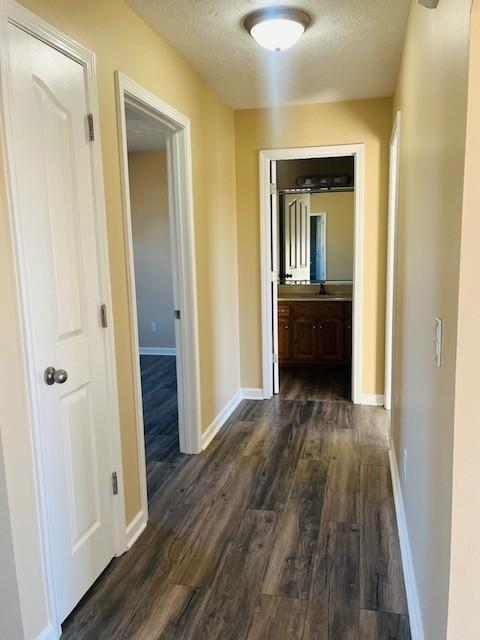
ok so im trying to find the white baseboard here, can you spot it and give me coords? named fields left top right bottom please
left=139, top=347, right=176, bottom=356
left=125, top=510, right=147, bottom=549
left=389, top=444, right=424, bottom=640
left=241, top=388, right=264, bottom=400
left=37, top=623, right=60, bottom=640
left=360, top=393, right=385, bottom=406
left=202, top=390, right=243, bottom=450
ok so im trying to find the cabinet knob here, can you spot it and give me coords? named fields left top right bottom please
left=285, top=325, right=289, bottom=329
left=319, top=325, right=323, bottom=329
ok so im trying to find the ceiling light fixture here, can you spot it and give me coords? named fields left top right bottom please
left=244, top=7, right=311, bottom=52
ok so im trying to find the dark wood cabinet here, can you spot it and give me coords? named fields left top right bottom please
left=278, top=300, right=351, bottom=366
left=278, top=317, right=291, bottom=361
left=318, top=318, right=344, bottom=361
left=293, top=316, right=318, bottom=361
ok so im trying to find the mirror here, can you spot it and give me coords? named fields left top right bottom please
left=278, top=190, right=354, bottom=283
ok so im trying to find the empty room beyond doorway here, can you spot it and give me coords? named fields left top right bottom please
left=125, top=110, right=181, bottom=470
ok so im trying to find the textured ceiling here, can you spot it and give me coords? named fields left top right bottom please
left=126, top=0, right=411, bottom=109
left=125, top=104, right=167, bottom=152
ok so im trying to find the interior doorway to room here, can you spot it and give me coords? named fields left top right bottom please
left=125, top=105, right=180, bottom=467
left=260, top=146, right=365, bottom=404
left=116, top=73, right=202, bottom=538
left=276, top=156, right=354, bottom=401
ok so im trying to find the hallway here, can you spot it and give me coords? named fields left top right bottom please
left=62, top=396, right=410, bottom=639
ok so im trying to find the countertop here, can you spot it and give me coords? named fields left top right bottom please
left=278, top=295, right=352, bottom=302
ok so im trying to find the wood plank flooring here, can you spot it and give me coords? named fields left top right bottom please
left=279, top=365, right=351, bottom=402
left=62, top=364, right=410, bottom=639
left=140, top=355, right=181, bottom=469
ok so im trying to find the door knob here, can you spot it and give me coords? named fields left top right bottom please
left=44, top=366, right=68, bottom=386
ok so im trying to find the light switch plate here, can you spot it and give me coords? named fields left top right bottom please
left=434, top=317, right=443, bottom=367
left=150, top=321, right=158, bottom=333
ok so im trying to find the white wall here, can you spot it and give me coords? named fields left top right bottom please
left=128, top=150, right=175, bottom=350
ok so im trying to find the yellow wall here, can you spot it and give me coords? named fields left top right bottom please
left=392, top=1, right=471, bottom=638
left=310, top=191, right=354, bottom=281
left=234, top=98, right=392, bottom=394
left=128, top=151, right=175, bottom=350
left=1, top=0, right=240, bottom=533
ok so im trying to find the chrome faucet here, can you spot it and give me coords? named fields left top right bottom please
left=319, top=281, right=326, bottom=295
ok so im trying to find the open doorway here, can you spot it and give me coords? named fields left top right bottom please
left=115, top=73, right=202, bottom=541
left=125, top=106, right=180, bottom=466
left=276, top=156, right=354, bottom=401
left=260, top=145, right=365, bottom=404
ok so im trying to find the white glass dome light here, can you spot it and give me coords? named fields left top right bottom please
left=244, top=7, right=311, bottom=52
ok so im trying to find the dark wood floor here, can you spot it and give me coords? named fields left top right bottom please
left=279, top=365, right=351, bottom=402
left=62, top=363, right=410, bottom=639
left=140, top=355, right=181, bottom=468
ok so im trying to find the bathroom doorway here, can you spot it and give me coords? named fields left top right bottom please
left=259, top=145, right=366, bottom=404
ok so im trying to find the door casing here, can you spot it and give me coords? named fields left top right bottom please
left=115, top=72, right=202, bottom=544
left=260, top=145, right=365, bottom=404
left=384, top=112, right=402, bottom=415
left=0, top=1, right=126, bottom=636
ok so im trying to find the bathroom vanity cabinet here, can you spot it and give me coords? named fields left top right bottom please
left=278, top=300, right=352, bottom=365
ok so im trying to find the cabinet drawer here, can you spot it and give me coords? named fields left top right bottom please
left=278, top=303, right=290, bottom=316
left=291, top=301, right=344, bottom=318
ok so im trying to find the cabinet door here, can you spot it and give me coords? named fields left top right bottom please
left=278, top=319, right=291, bottom=362
left=318, top=318, right=344, bottom=362
left=293, top=317, right=318, bottom=361
left=344, top=303, right=352, bottom=361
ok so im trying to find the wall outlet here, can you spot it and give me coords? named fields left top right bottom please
left=150, top=321, right=158, bottom=333
left=434, top=317, right=443, bottom=367
left=402, top=448, right=408, bottom=484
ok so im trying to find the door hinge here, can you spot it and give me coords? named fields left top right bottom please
left=100, top=304, right=108, bottom=328
left=174, top=309, right=181, bottom=320
left=270, top=182, right=277, bottom=195
left=273, top=353, right=278, bottom=364
left=112, top=471, right=119, bottom=495
left=87, top=113, right=95, bottom=141
left=271, top=269, right=278, bottom=283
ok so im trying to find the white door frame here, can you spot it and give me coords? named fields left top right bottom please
left=115, top=72, right=202, bottom=532
left=260, top=144, right=365, bottom=403
left=0, top=1, right=126, bottom=636
left=271, top=161, right=280, bottom=393
left=384, top=112, right=401, bottom=412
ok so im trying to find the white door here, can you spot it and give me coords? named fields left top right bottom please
left=270, top=161, right=280, bottom=393
left=284, top=193, right=311, bottom=281
left=7, top=24, right=117, bottom=621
